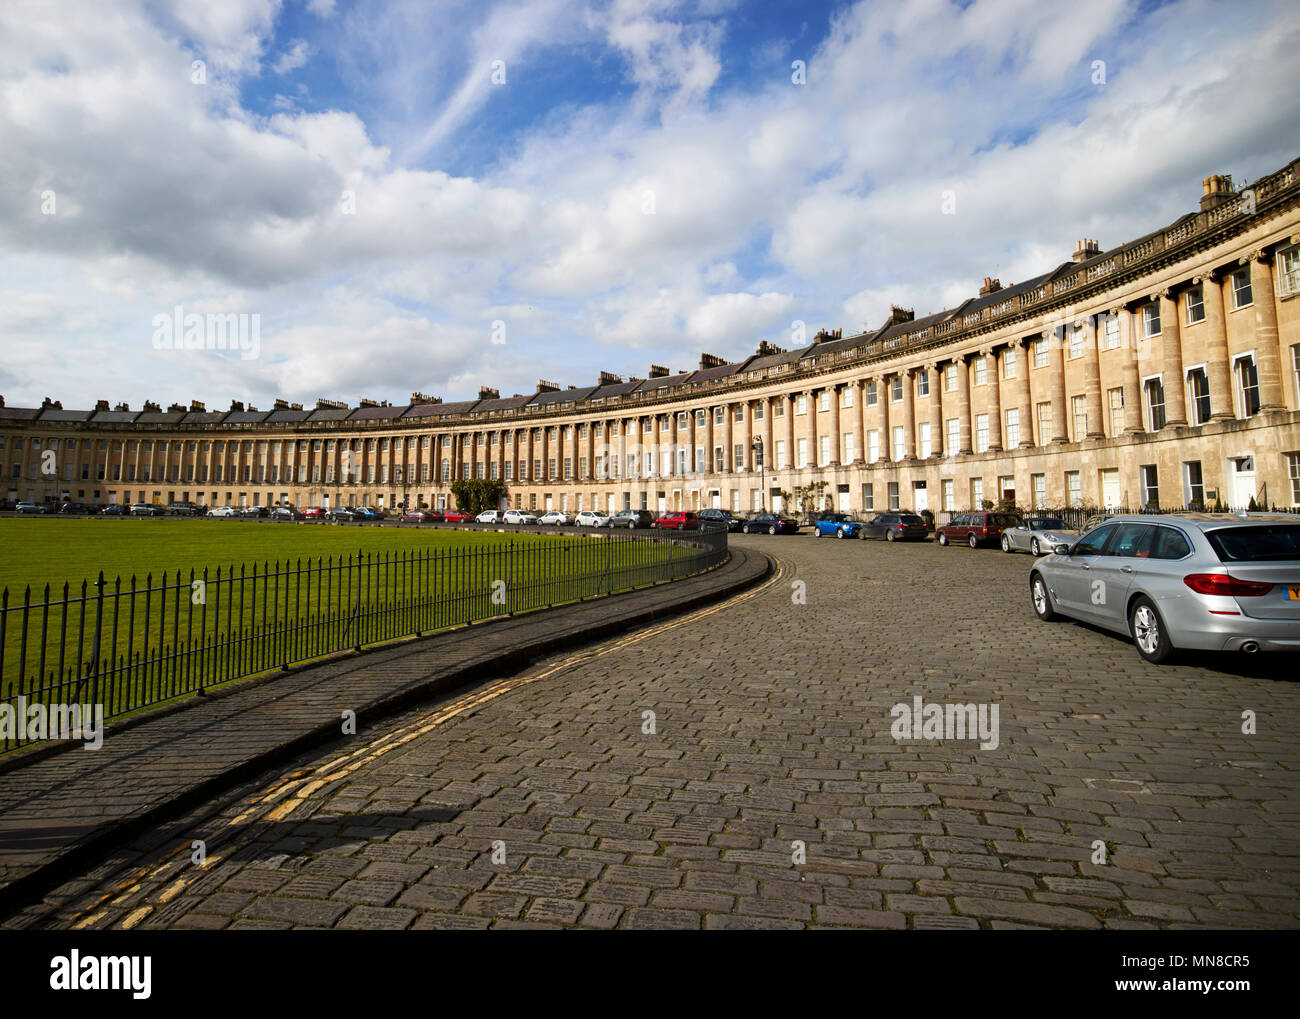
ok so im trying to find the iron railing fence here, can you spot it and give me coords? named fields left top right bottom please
left=0, top=527, right=727, bottom=754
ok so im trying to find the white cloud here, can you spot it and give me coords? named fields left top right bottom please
left=272, top=38, right=311, bottom=74
left=685, top=291, right=793, bottom=344
left=1, top=0, right=1298, bottom=410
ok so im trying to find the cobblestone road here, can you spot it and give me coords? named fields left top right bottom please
left=11, top=534, right=1300, bottom=930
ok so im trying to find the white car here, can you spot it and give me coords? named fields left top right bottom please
left=503, top=509, right=537, bottom=524
left=207, top=505, right=239, bottom=518
left=576, top=510, right=610, bottom=527
left=538, top=511, right=571, bottom=525
left=476, top=509, right=502, bottom=523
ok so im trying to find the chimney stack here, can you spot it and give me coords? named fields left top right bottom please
left=699, top=353, right=725, bottom=369
left=536, top=379, right=560, bottom=392
left=979, top=277, right=1003, bottom=295
left=478, top=386, right=500, bottom=400
left=190, top=399, right=205, bottom=412
left=1200, top=173, right=1236, bottom=211
left=598, top=371, right=623, bottom=385
left=1072, top=239, right=1100, bottom=263
left=647, top=365, right=670, bottom=379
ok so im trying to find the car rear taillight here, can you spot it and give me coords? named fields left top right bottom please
left=1183, top=573, right=1273, bottom=597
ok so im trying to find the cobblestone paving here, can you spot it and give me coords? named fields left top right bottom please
left=10, top=534, right=1300, bottom=930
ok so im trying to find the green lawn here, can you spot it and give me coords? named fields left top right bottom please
left=0, top=518, right=694, bottom=746
left=0, top=518, right=555, bottom=594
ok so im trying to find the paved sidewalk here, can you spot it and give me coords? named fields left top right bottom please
left=0, top=547, right=769, bottom=915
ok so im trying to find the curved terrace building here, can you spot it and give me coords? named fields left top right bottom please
left=5, top=159, right=1300, bottom=518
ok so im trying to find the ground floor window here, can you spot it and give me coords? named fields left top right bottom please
left=1066, top=471, right=1081, bottom=507
left=1288, top=453, right=1300, bottom=507
left=1182, top=460, right=1204, bottom=504
left=942, top=478, right=954, bottom=511
left=888, top=481, right=900, bottom=511
left=862, top=482, right=873, bottom=511
left=1141, top=465, right=1159, bottom=508
left=1032, top=473, right=1045, bottom=509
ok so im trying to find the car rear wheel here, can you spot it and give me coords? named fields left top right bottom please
left=813, top=527, right=822, bottom=537
left=1030, top=574, right=1057, bottom=621
left=968, top=534, right=978, bottom=549
left=768, top=525, right=777, bottom=535
left=742, top=524, right=751, bottom=534
left=836, top=528, right=847, bottom=539
left=885, top=529, right=895, bottom=542
left=1001, top=534, right=1012, bottom=553
left=937, top=532, right=948, bottom=546
left=1031, top=538, right=1041, bottom=556
left=1130, top=597, right=1176, bottom=664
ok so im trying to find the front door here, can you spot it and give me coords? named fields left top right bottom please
left=1229, top=456, right=1255, bottom=508
left=1101, top=469, right=1121, bottom=510
left=913, top=482, right=927, bottom=513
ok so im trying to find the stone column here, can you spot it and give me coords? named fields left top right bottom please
left=1113, top=307, right=1143, bottom=434
left=805, top=388, right=818, bottom=468
left=1081, top=317, right=1105, bottom=437
left=878, top=373, right=892, bottom=461
left=739, top=402, right=752, bottom=471
left=724, top=404, right=735, bottom=472
left=705, top=406, right=715, bottom=476
left=784, top=394, right=795, bottom=471
left=1199, top=272, right=1234, bottom=420
left=1015, top=338, right=1035, bottom=447
left=829, top=384, right=841, bottom=466
left=927, top=362, right=943, bottom=458
left=762, top=398, right=773, bottom=474
left=1159, top=289, right=1187, bottom=426
left=1047, top=328, right=1069, bottom=443
left=954, top=356, right=973, bottom=454
left=858, top=379, right=869, bottom=462
left=984, top=349, right=1003, bottom=451
left=650, top=415, right=660, bottom=480
left=1249, top=251, right=1286, bottom=410
left=899, top=367, right=916, bottom=459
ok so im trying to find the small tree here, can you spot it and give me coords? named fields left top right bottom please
left=450, top=479, right=508, bottom=514
left=793, top=480, right=829, bottom=521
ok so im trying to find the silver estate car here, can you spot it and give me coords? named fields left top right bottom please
left=1029, top=514, right=1300, bottom=663
left=1000, top=515, right=1079, bottom=556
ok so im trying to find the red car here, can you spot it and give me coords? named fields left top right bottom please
left=936, top=511, right=1023, bottom=549
left=443, top=510, right=472, bottom=523
left=400, top=510, right=431, bottom=523
left=301, top=506, right=324, bottom=519
left=653, top=511, right=699, bottom=530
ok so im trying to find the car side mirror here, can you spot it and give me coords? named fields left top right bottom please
left=1053, top=543, right=1071, bottom=556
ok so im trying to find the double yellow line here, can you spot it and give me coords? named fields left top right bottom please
left=70, top=556, right=784, bottom=929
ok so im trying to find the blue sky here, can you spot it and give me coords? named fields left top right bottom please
left=1, top=0, right=1298, bottom=410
